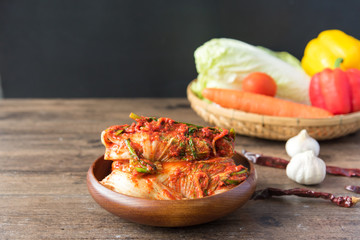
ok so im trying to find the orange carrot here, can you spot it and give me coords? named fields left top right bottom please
left=202, top=88, right=333, bottom=119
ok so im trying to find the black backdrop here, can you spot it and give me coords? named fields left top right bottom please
left=1, top=0, right=360, bottom=98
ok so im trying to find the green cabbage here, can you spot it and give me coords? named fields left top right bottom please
left=192, top=38, right=311, bottom=104
left=256, top=46, right=302, bottom=69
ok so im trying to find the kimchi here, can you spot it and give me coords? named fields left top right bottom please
left=100, top=113, right=248, bottom=200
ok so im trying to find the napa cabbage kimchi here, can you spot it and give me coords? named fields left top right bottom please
left=100, top=113, right=248, bottom=200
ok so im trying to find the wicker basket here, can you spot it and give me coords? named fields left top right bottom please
left=187, top=81, right=360, bottom=141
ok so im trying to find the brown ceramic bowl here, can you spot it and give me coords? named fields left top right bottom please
left=87, top=152, right=257, bottom=227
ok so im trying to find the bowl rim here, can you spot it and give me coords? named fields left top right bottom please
left=87, top=151, right=257, bottom=202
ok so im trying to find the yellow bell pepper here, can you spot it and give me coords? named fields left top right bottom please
left=301, top=29, right=360, bottom=76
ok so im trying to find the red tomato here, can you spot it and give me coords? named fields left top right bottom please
left=242, top=72, right=277, bottom=97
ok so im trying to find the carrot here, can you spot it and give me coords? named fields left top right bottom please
left=202, top=88, right=333, bottom=119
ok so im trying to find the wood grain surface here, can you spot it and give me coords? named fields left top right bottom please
left=0, top=99, right=359, bottom=239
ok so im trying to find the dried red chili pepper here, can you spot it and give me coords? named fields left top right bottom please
left=345, top=185, right=360, bottom=194
left=326, top=166, right=360, bottom=177
left=242, top=151, right=288, bottom=169
left=251, top=187, right=360, bottom=208
left=242, top=150, right=360, bottom=177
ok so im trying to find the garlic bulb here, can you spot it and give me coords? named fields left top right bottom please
left=286, top=150, right=326, bottom=185
left=285, top=129, right=320, bottom=157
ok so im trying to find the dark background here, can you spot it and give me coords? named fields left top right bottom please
left=1, top=0, right=360, bottom=98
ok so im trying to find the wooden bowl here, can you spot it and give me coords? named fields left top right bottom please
left=87, top=153, right=257, bottom=227
left=187, top=81, right=360, bottom=140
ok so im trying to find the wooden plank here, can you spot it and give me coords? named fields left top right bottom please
left=1, top=195, right=359, bottom=239
left=0, top=99, right=359, bottom=239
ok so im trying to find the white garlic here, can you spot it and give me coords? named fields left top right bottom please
left=285, top=129, right=320, bottom=157
left=286, top=150, right=326, bottom=185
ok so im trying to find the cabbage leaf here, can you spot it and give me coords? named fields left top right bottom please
left=192, top=38, right=310, bottom=104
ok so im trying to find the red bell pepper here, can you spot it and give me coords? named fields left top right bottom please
left=309, top=58, right=360, bottom=114
left=346, top=69, right=360, bottom=112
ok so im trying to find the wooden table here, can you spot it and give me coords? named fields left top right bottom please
left=1, top=99, right=359, bottom=239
